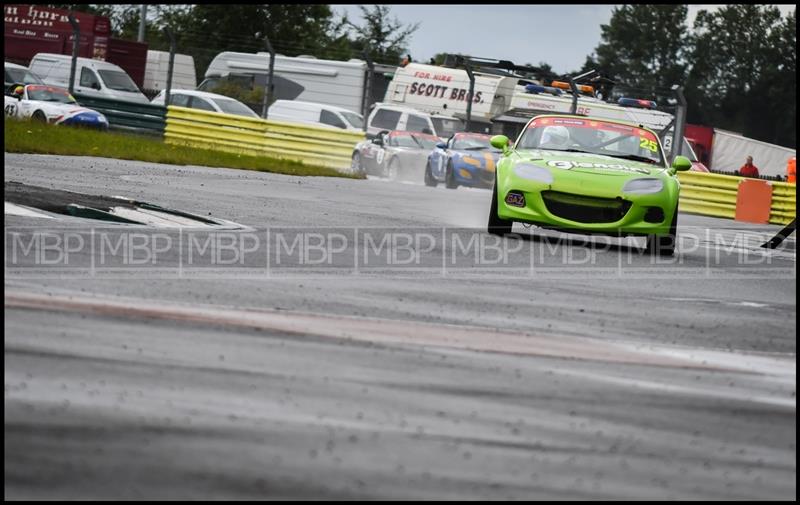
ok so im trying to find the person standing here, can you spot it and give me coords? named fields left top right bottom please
left=738, top=155, right=760, bottom=178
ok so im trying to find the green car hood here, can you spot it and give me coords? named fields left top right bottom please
left=511, top=149, right=668, bottom=178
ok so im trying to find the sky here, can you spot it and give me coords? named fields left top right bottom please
left=332, top=4, right=797, bottom=74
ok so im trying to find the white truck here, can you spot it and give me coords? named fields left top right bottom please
left=385, top=62, right=713, bottom=169
left=383, top=62, right=519, bottom=133
left=143, top=50, right=197, bottom=92
left=499, top=89, right=676, bottom=136
left=199, top=52, right=393, bottom=116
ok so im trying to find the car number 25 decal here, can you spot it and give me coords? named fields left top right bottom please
left=639, top=137, right=658, bottom=152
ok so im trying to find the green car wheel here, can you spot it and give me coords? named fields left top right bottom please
left=488, top=178, right=513, bottom=235
left=646, top=205, right=678, bottom=256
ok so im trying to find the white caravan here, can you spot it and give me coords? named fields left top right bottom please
left=199, top=52, right=369, bottom=115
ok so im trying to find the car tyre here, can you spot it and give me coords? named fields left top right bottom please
left=351, top=152, right=364, bottom=176
left=424, top=162, right=437, bottom=187
left=385, top=158, right=399, bottom=180
left=32, top=110, right=47, bottom=123
left=445, top=161, right=458, bottom=189
left=646, top=205, right=678, bottom=257
left=487, top=178, right=513, bottom=236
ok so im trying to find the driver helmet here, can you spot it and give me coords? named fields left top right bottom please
left=13, top=85, right=24, bottom=96
left=540, top=125, right=571, bottom=149
left=621, top=134, right=641, bottom=152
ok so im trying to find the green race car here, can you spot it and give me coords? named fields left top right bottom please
left=488, top=115, right=692, bottom=256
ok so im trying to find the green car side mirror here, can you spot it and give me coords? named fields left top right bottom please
left=491, top=135, right=510, bottom=154
left=671, top=155, right=692, bottom=173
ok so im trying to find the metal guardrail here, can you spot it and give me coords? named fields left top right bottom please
left=678, top=171, right=795, bottom=225
left=73, top=93, right=167, bottom=136
left=164, top=106, right=364, bottom=171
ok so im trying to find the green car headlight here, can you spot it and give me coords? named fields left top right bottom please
left=623, top=178, right=664, bottom=194
left=513, top=163, right=553, bottom=184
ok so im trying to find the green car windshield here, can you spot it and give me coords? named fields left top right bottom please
left=517, top=116, right=665, bottom=165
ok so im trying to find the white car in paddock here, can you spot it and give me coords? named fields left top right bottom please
left=4, top=84, right=109, bottom=129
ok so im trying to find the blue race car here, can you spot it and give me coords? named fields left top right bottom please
left=424, top=132, right=502, bottom=189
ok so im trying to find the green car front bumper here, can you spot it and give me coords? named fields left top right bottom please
left=496, top=170, right=679, bottom=236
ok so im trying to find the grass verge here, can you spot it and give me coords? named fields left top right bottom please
left=4, top=119, right=363, bottom=179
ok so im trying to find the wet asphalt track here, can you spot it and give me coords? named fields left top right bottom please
left=4, top=154, right=796, bottom=499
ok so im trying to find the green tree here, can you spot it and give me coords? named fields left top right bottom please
left=163, top=5, right=353, bottom=84
left=761, top=10, right=796, bottom=147
left=44, top=4, right=131, bottom=33
left=585, top=5, right=690, bottom=99
left=43, top=4, right=116, bottom=18
left=686, top=5, right=795, bottom=146
left=345, top=5, right=419, bottom=65
left=431, top=53, right=450, bottom=65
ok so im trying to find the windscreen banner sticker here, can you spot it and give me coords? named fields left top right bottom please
left=456, top=133, right=491, bottom=141
left=530, top=117, right=658, bottom=139
left=546, top=160, right=651, bottom=174
left=26, top=85, right=67, bottom=94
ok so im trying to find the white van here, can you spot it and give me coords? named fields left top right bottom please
left=5, top=62, right=45, bottom=89
left=29, top=53, right=149, bottom=103
left=366, top=103, right=464, bottom=139
left=267, top=100, right=363, bottom=132
left=143, top=50, right=197, bottom=92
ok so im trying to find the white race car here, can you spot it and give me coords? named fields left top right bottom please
left=4, top=84, right=109, bottom=129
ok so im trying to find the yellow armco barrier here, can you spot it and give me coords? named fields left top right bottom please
left=770, top=181, right=797, bottom=225
left=678, top=171, right=796, bottom=225
left=164, top=106, right=365, bottom=171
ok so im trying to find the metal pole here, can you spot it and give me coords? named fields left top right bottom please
left=569, top=69, right=596, bottom=115
left=464, top=59, right=474, bottom=132
left=67, top=13, right=80, bottom=95
left=670, top=85, right=687, bottom=164
left=362, top=47, right=374, bottom=131
left=260, top=35, right=275, bottom=119
left=164, top=27, right=176, bottom=106
left=138, top=5, right=147, bottom=42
